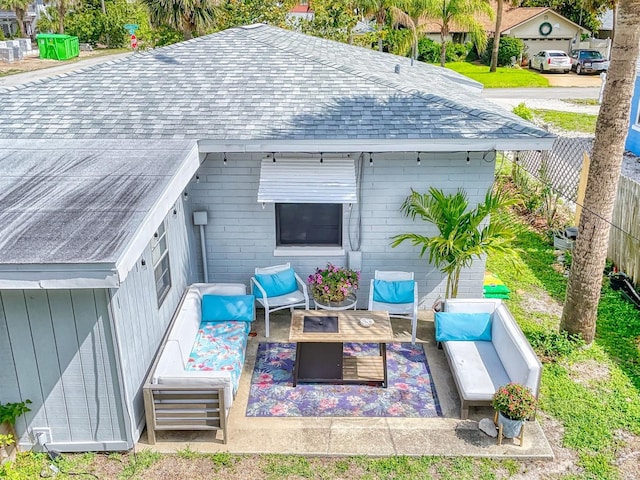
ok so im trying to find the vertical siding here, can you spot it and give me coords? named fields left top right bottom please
left=110, top=195, right=193, bottom=443
left=190, top=152, right=495, bottom=307
left=625, top=78, right=640, bottom=155
left=0, top=288, right=125, bottom=450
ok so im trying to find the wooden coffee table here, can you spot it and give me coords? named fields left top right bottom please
left=289, top=310, right=393, bottom=388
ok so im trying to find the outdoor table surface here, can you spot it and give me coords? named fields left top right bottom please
left=289, top=310, right=393, bottom=343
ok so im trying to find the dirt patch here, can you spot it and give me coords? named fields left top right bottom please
left=614, top=430, right=640, bottom=480
left=0, top=49, right=117, bottom=75
left=567, top=359, right=611, bottom=386
left=519, top=290, right=564, bottom=320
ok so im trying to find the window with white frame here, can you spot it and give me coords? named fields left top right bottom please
left=275, top=203, right=342, bottom=246
left=152, top=220, right=171, bottom=306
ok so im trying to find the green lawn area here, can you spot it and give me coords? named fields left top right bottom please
left=2, top=205, right=639, bottom=479
left=445, top=62, right=550, bottom=88
left=532, top=109, right=598, bottom=134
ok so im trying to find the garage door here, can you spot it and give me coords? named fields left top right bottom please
left=524, top=38, right=572, bottom=56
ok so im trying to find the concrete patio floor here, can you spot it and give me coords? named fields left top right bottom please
left=138, top=309, right=553, bottom=460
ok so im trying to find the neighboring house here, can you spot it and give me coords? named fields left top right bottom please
left=287, top=0, right=314, bottom=23
left=0, top=24, right=554, bottom=452
left=597, top=8, right=614, bottom=39
left=424, top=6, right=589, bottom=59
left=0, top=0, right=44, bottom=38
left=625, top=59, right=640, bottom=156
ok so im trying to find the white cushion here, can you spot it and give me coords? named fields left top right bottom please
left=492, top=304, right=541, bottom=393
left=256, top=289, right=306, bottom=308
left=370, top=300, right=414, bottom=315
left=444, top=298, right=502, bottom=314
left=168, top=289, right=202, bottom=365
left=444, top=341, right=511, bottom=400
left=153, top=340, right=185, bottom=380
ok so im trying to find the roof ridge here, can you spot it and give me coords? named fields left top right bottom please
left=233, top=25, right=542, bottom=137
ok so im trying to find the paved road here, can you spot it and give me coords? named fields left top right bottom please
left=482, top=87, right=601, bottom=114
left=0, top=52, right=132, bottom=89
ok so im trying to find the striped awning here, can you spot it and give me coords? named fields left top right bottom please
left=257, top=158, right=357, bottom=203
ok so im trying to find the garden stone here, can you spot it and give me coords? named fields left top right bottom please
left=479, top=418, right=498, bottom=437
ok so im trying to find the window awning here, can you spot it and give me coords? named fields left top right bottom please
left=257, top=158, right=357, bottom=204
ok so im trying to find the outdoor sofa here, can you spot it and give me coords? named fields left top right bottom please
left=143, top=283, right=254, bottom=444
left=436, top=298, right=542, bottom=419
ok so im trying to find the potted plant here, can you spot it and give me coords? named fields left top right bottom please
left=0, top=433, right=14, bottom=464
left=492, top=383, right=537, bottom=438
left=308, top=263, right=360, bottom=306
left=391, top=187, right=517, bottom=298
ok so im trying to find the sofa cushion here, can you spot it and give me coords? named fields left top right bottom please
left=167, top=289, right=203, bottom=365
left=202, top=295, right=254, bottom=322
left=491, top=304, right=541, bottom=392
left=372, top=279, right=415, bottom=304
left=253, top=268, right=298, bottom=298
left=444, top=340, right=511, bottom=400
left=185, top=321, right=249, bottom=395
left=435, top=312, right=492, bottom=341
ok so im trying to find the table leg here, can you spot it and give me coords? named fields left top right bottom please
left=381, top=342, right=388, bottom=388
left=293, top=342, right=300, bottom=387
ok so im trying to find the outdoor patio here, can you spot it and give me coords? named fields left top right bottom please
left=138, top=309, right=553, bottom=459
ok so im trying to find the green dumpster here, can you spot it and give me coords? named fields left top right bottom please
left=36, top=34, right=80, bottom=60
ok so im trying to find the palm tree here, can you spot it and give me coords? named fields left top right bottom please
left=356, top=0, right=397, bottom=51
left=391, top=187, right=517, bottom=298
left=560, top=0, right=640, bottom=345
left=142, top=0, right=221, bottom=40
left=391, top=0, right=493, bottom=67
left=0, top=0, right=30, bottom=38
left=52, top=0, right=80, bottom=34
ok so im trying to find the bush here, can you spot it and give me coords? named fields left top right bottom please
left=481, top=37, right=524, bottom=67
left=417, top=37, right=471, bottom=63
left=0, top=30, right=5, bottom=41
left=512, top=102, right=533, bottom=121
left=527, top=329, right=584, bottom=362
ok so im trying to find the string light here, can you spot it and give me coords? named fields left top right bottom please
left=272, top=152, right=276, bottom=163
left=369, top=152, right=373, bottom=165
left=466, top=151, right=470, bottom=163
left=417, top=152, right=421, bottom=165
left=223, top=153, right=227, bottom=165
left=320, top=152, right=324, bottom=164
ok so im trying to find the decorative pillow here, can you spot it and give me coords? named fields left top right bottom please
left=372, top=279, right=415, bottom=304
left=253, top=268, right=298, bottom=298
left=201, top=295, right=255, bottom=322
left=435, top=312, right=492, bottom=342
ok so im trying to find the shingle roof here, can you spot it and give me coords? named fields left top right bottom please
left=0, top=24, right=552, bottom=142
left=0, top=139, right=196, bottom=265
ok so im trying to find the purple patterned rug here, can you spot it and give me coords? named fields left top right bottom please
left=246, top=342, right=442, bottom=417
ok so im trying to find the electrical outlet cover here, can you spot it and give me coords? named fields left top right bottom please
left=31, top=427, right=52, bottom=445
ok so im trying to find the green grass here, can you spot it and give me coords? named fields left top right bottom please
left=531, top=109, right=598, bottom=134
left=445, top=62, right=550, bottom=88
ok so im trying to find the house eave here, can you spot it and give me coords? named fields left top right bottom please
left=197, top=138, right=556, bottom=154
left=0, top=264, right=120, bottom=289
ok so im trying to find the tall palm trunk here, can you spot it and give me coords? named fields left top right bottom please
left=439, top=26, right=448, bottom=67
left=489, top=0, right=503, bottom=72
left=15, top=6, right=27, bottom=38
left=560, top=0, right=640, bottom=344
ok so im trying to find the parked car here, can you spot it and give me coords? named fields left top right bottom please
left=570, top=49, right=609, bottom=75
left=528, top=50, right=572, bottom=73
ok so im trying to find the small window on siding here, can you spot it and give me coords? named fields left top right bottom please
left=151, top=221, right=171, bottom=306
left=276, top=203, right=342, bottom=246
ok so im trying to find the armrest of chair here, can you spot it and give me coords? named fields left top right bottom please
left=250, top=276, right=269, bottom=307
left=293, top=272, right=309, bottom=298
left=368, top=278, right=375, bottom=310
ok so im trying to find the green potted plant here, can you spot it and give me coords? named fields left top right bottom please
left=0, top=433, right=14, bottom=463
left=308, top=263, right=360, bottom=306
left=492, top=383, right=537, bottom=438
left=391, top=187, right=517, bottom=298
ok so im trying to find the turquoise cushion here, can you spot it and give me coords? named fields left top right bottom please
left=372, top=279, right=415, bottom=304
left=435, top=312, right=492, bottom=342
left=253, top=268, right=298, bottom=298
left=201, top=295, right=255, bottom=322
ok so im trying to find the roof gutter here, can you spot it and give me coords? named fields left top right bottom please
left=0, top=264, right=119, bottom=289
left=197, top=137, right=556, bottom=154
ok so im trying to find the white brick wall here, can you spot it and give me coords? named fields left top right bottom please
left=188, top=151, right=497, bottom=307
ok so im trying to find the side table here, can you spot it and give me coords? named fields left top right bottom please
left=313, top=293, right=357, bottom=311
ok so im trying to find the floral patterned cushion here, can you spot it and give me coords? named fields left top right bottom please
left=185, top=321, right=250, bottom=393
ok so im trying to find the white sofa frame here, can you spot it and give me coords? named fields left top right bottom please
left=440, top=298, right=542, bottom=420
left=143, top=283, right=250, bottom=444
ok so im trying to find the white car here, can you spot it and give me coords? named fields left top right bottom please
left=529, top=50, right=572, bottom=73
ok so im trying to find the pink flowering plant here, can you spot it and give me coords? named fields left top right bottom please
left=492, top=383, right=537, bottom=420
left=308, top=263, right=360, bottom=303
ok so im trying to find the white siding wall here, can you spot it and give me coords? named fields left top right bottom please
left=109, top=194, right=194, bottom=445
left=0, top=288, right=127, bottom=451
left=190, top=152, right=496, bottom=308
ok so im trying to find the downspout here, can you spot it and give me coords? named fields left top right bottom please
left=199, top=224, right=209, bottom=283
